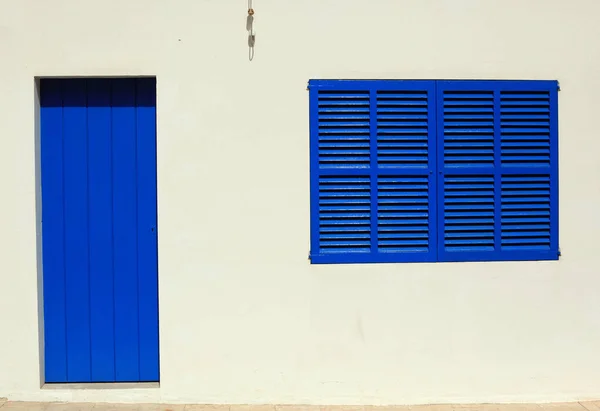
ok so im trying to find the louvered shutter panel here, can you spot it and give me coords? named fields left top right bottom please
left=436, top=80, right=559, bottom=262
left=309, top=80, right=437, bottom=263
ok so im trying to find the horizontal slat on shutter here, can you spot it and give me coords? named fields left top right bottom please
left=501, top=174, right=551, bottom=249
left=318, top=176, right=371, bottom=253
left=376, top=91, right=429, bottom=167
left=318, top=90, right=370, bottom=168
left=443, top=175, right=495, bottom=251
left=501, top=91, right=551, bottom=166
left=443, top=91, right=494, bottom=166
left=377, top=176, right=430, bottom=252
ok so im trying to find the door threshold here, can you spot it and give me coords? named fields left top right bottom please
left=42, top=382, right=159, bottom=390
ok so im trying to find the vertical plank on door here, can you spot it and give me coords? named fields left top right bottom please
left=62, top=79, right=92, bottom=382
left=87, top=79, right=116, bottom=382
left=111, top=79, right=140, bottom=381
left=41, top=79, right=68, bottom=383
left=136, top=78, right=160, bottom=381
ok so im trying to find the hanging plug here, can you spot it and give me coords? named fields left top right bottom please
left=248, top=27, right=256, bottom=47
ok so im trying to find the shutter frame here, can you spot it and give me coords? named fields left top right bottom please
left=309, top=80, right=558, bottom=264
left=309, top=80, right=438, bottom=264
left=436, top=80, right=559, bottom=262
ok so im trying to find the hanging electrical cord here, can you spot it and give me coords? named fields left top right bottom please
left=247, top=0, right=255, bottom=61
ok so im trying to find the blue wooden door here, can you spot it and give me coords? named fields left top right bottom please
left=40, top=78, right=159, bottom=383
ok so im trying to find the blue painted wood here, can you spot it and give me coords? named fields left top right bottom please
left=41, top=78, right=159, bottom=383
left=309, top=84, right=320, bottom=260
left=309, top=79, right=559, bottom=264
left=493, top=90, right=503, bottom=252
left=368, top=89, right=378, bottom=254
left=87, top=78, right=116, bottom=382
left=62, top=79, right=92, bottom=382
left=309, top=80, right=438, bottom=264
left=549, top=87, right=560, bottom=256
left=436, top=80, right=559, bottom=262
left=136, top=78, right=160, bottom=382
left=111, top=79, right=140, bottom=382
left=41, top=79, right=68, bottom=383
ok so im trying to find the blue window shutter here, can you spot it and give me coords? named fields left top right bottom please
left=436, top=80, right=559, bottom=262
left=309, top=80, right=437, bottom=264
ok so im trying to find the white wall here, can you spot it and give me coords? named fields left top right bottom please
left=1, top=0, right=599, bottom=405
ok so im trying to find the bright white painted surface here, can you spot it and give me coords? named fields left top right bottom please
left=0, top=0, right=599, bottom=405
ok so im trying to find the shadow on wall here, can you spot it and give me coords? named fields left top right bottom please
left=38, top=78, right=157, bottom=107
